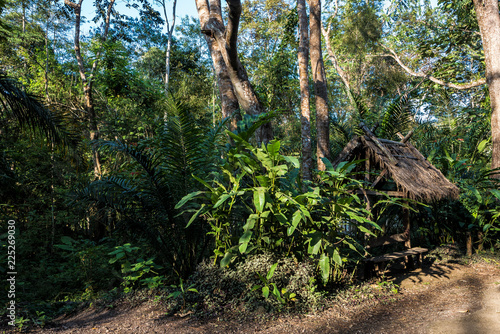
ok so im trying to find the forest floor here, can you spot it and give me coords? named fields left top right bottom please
left=4, top=254, right=500, bottom=334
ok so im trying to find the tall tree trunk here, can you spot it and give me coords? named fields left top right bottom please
left=196, top=0, right=272, bottom=144
left=65, top=0, right=114, bottom=178
left=162, top=0, right=177, bottom=93
left=197, top=0, right=240, bottom=132
left=310, top=0, right=329, bottom=170
left=161, top=0, right=177, bottom=126
left=298, top=0, right=312, bottom=182
left=473, top=0, right=500, bottom=174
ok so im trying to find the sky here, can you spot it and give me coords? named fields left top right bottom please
left=80, top=0, right=198, bottom=35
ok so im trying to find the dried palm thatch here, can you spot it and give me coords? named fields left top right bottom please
left=332, top=124, right=460, bottom=202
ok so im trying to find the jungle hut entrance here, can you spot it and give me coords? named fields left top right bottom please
left=331, top=123, right=460, bottom=277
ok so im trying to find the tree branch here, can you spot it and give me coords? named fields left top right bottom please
left=381, top=44, right=486, bottom=90
left=226, top=0, right=241, bottom=69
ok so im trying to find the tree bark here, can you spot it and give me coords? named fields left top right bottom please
left=196, top=0, right=240, bottom=132
left=473, top=0, right=500, bottom=174
left=310, top=0, right=329, bottom=170
left=298, top=0, right=312, bottom=182
left=197, top=0, right=272, bottom=144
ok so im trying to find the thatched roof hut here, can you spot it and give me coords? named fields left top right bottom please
left=332, top=124, right=460, bottom=202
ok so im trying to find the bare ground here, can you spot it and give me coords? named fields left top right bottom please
left=4, top=260, right=500, bottom=334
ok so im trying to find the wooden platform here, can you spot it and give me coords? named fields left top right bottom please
left=363, top=247, right=428, bottom=278
left=364, top=247, right=428, bottom=263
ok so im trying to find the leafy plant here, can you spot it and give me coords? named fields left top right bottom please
left=70, top=97, right=228, bottom=278
left=32, top=311, right=49, bottom=329
left=177, top=122, right=381, bottom=284
left=108, top=243, right=165, bottom=293
left=251, top=262, right=297, bottom=305
left=14, top=316, right=30, bottom=332
left=166, top=278, right=198, bottom=310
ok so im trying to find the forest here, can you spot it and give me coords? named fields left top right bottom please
left=1, top=0, right=500, bottom=331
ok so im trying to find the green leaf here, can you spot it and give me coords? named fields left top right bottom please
left=332, top=249, right=342, bottom=266
left=284, top=155, right=300, bottom=168
left=167, top=291, right=182, bottom=299
left=253, top=187, right=266, bottom=213
left=308, top=232, right=322, bottom=255
left=319, top=254, right=330, bottom=283
left=262, top=286, right=270, bottom=298
left=477, top=139, right=490, bottom=153
left=288, top=210, right=303, bottom=236
left=185, top=204, right=207, bottom=228
left=220, top=252, right=235, bottom=268
left=251, top=285, right=262, bottom=291
left=239, top=231, right=253, bottom=254
left=274, top=212, right=288, bottom=225
left=60, top=236, right=75, bottom=245
left=267, top=263, right=278, bottom=280
left=214, top=194, right=232, bottom=208
left=175, top=191, right=205, bottom=209
left=243, top=214, right=259, bottom=230
left=267, top=140, right=281, bottom=157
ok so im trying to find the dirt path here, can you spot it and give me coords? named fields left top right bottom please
left=5, top=261, right=500, bottom=334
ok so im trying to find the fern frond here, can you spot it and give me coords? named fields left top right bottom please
left=0, top=71, right=78, bottom=147
left=378, top=95, right=413, bottom=140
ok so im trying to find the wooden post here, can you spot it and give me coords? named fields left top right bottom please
left=477, top=231, right=484, bottom=252
left=466, top=231, right=473, bottom=256
left=403, top=204, right=414, bottom=268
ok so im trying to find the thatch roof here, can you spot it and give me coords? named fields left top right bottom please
left=332, top=126, right=460, bottom=202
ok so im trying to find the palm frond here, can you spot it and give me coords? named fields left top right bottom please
left=378, top=95, right=413, bottom=140
left=0, top=72, right=78, bottom=147
left=95, top=140, right=174, bottom=216
left=159, top=97, right=220, bottom=197
left=350, top=93, right=371, bottom=136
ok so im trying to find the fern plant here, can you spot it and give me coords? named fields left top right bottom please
left=70, top=97, right=227, bottom=278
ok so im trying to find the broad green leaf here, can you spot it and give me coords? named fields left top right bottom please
left=356, top=225, right=376, bottom=236
left=490, top=189, right=500, bottom=200
left=319, top=254, right=330, bottom=283
left=243, top=214, right=258, bottom=230
left=214, top=194, right=232, bottom=208
left=256, top=175, right=269, bottom=187
left=267, top=263, right=278, bottom=280
left=284, top=155, right=300, bottom=168
left=253, top=187, right=266, bottom=213
left=267, top=140, right=281, bottom=157
left=332, top=249, right=342, bottom=266
left=262, top=286, right=270, bottom=298
left=288, top=210, right=303, bottom=236
left=239, top=231, right=253, bottom=254
left=477, top=139, right=489, bottom=153
left=167, top=291, right=182, bottom=299
left=175, top=191, right=204, bottom=209
left=220, top=252, right=234, bottom=268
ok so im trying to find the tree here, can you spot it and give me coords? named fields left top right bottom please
left=380, top=0, right=499, bottom=174
left=64, top=0, right=115, bottom=178
left=157, top=0, right=177, bottom=93
left=196, top=0, right=272, bottom=143
left=298, top=0, right=312, bottom=181
left=309, top=0, right=329, bottom=170
left=472, top=0, right=500, bottom=174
